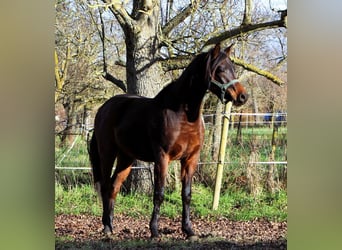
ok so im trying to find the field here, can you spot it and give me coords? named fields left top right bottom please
left=55, top=125, right=287, bottom=249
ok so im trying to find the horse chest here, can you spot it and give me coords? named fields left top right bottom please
left=165, top=119, right=204, bottom=160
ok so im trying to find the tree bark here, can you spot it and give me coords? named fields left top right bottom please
left=242, top=0, right=253, bottom=26
left=55, top=46, right=70, bottom=102
left=105, top=0, right=166, bottom=194
left=127, top=1, right=165, bottom=194
left=60, top=97, right=78, bottom=147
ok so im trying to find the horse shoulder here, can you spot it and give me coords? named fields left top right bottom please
left=162, top=110, right=204, bottom=160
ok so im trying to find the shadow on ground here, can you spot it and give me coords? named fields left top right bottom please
left=56, top=237, right=286, bottom=249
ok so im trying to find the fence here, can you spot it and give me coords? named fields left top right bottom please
left=56, top=110, right=287, bottom=200
left=55, top=112, right=287, bottom=170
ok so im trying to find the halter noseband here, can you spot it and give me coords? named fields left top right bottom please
left=210, top=79, right=240, bottom=103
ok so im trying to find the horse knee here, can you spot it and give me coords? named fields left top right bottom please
left=182, top=191, right=191, bottom=203
left=153, top=190, right=164, bottom=204
left=182, top=184, right=192, bottom=203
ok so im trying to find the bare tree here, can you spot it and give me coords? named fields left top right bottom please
left=56, top=0, right=287, bottom=191
left=55, top=0, right=124, bottom=146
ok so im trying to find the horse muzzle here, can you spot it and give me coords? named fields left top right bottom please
left=235, top=92, right=248, bottom=105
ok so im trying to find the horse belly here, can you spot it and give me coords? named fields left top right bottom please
left=114, top=126, right=156, bottom=162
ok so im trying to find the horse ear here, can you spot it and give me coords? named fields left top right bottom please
left=224, top=43, right=235, bottom=56
left=212, top=43, right=221, bottom=59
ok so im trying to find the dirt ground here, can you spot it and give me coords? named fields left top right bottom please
left=55, top=214, right=286, bottom=249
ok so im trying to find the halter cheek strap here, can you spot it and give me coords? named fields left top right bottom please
left=210, top=79, right=240, bottom=103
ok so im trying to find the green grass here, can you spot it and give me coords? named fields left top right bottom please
left=55, top=183, right=287, bottom=222
left=55, top=135, right=89, bottom=169
left=55, top=125, right=287, bottom=221
left=55, top=183, right=102, bottom=215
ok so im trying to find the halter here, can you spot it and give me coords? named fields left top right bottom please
left=210, top=79, right=240, bottom=103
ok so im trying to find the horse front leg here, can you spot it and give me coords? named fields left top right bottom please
left=180, top=155, right=199, bottom=239
left=101, top=184, right=114, bottom=234
left=150, top=155, right=169, bottom=238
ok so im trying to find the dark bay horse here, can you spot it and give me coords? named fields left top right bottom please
left=89, top=43, right=248, bottom=239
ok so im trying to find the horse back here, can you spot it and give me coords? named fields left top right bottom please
left=94, top=94, right=160, bottom=161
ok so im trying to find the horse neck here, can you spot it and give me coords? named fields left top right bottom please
left=179, top=71, right=208, bottom=122
left=156, top=56, right=208, bottom=122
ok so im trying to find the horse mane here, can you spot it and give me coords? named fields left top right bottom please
left=154, top=52, right=211, bottom=111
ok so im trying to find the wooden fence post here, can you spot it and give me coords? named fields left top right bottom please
left=212, top=101, right=232, bottom=210
left=267, top=122, right=279, bottom=194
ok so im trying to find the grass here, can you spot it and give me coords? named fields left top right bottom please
left=55, top=183, right=287, bottom=222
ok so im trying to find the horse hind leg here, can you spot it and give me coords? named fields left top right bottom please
left=99, top=154, right=133, bottom=234
left=99, top=153, right=117, bottom=234
left=110, top=154, right=133, bottom=201
left=89, top=133, right=115, bottom=234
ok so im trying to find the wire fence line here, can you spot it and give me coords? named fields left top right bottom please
left=55, top=112, right=287, bottom=171
left=55, top=162, right=288, bottom=170
left=55, top=112, right=287, bottom=134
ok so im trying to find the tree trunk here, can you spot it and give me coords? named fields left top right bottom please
left=60, top=98, right=77, bottom=147
left=123, top=0, right=166, bottom=194
left=251, top=86, right=260, bottom=126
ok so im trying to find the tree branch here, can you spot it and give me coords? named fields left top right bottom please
left=242, top=0, right=253, bottom=26
left=161, top=55, right=193, bottom=72
left=55, top=44, right=71, bottom=102
left=101, top=0, right=135, bottom=34
left=88, top=3, right=127, bottom=93
left=102, top=72, right=127, bottom=92
left=203, top=13, right=287, bottom=47
left=231, top=57, right=285, bottom=86
left=161, top=54, right=285, bottom=86
left=162, top=0, right=201, bottom=36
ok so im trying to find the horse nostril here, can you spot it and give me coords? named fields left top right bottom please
left=238, top=93, right=248, bottom=103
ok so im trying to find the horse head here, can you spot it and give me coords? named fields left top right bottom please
left=207, top=43, right=248, bottom=105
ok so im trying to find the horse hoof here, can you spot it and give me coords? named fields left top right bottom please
left=187, top=235, right=199, bottom=242
left=102, top=226, right=112, bottom=236
left=103, top=231, right=111, bottom=237
left=150, top=236, right=160, bottom=243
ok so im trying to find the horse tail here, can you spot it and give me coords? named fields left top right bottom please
left=88, top=132, right=102, bottom=197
